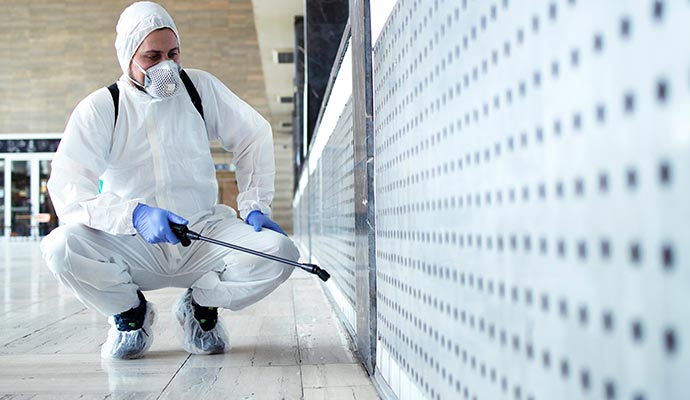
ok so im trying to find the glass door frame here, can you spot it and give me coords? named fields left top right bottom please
left=2, top=153, right=56, bottom=240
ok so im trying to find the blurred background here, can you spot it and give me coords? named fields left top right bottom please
left=0, top=0, right=330, bottom=237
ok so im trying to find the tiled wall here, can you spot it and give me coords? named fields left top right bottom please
left=311, top=100, right=357, bottom=310
left=296, top=0, right=690, bottom=399
left=294, top=98, right=357, bottom=329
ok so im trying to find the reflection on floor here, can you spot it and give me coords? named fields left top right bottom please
left=0, top=242, right=379, bottom=399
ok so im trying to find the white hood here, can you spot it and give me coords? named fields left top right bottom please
left=115, top=1, right=180, bottom=75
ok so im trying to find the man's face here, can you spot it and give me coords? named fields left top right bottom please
left=130, top=28, right=180, bottom=86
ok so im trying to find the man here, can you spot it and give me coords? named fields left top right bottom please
left=40, top=1, right=299, bottom=359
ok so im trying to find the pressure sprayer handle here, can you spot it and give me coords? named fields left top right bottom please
left=170, top=222, right=194, bottom=247
left=169, top=221, right=331, bottom=282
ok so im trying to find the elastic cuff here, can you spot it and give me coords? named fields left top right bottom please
left=121, top=198, right=146, bottom=234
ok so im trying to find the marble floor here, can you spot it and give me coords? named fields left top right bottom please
left=0, top=241, right=379, bottom=399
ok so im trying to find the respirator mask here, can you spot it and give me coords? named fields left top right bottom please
left=130, top=59, right=182, bottom=98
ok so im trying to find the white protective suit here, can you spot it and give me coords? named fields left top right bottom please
left=41, top=1, right=298, bottom=317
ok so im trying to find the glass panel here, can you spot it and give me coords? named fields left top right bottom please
left=0, top=159, right=4, bottom=237
left=39, top=160, right=58, bottom=236
left=11, top=160, right=31, bottom=237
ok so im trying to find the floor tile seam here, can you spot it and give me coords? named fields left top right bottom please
left=303, top=384, right=377, bottom=390
left=0, top=307, right=87, bottom=348
left=299, top=362, right=364, bottom=366
left=291, top=279, right=306, bottom=399
left=186, top=364, right=303, bottom=370
left=227, top=334, right=299, bottom=338
left=155, top=353, right=192, bottom=400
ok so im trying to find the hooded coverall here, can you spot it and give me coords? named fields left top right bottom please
left=40, top=1, right=298, bottom=316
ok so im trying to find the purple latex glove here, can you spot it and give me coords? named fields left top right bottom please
left=246, top=210, right=287, bottom=236
left=133, top=203, right=188, bottom=244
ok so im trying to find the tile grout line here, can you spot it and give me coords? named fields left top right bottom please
left=0, top=307, right=87, bottom=348
left=155, top=353, right=192, bottom=400
left=292, top=280, right=306, bottom=400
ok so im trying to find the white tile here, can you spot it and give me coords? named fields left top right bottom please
left=232, top=299, right=294, bottom=317
left=220, top=314, right=264, bottom=336
left=304, top=385, right=380, bottom=400
left=302, top=363, right=372, bottom=388
left=244, top=315, right=296, bottom=337
left=408, top=379, right=425, bottom=400
left=0, top=242, right=377, bottom=398
left=389, top=355, right=400, bottom=398
left=299, top=344, right=358, bottom=365
left=0, top=367, right=170, bottom=394
left=157, top=366, right=222, bottom=399
left=184, top=334, right=299, bottom=368
left=297, top=321, right=343, bottom=338
left=164, top=365, right=303, bottom=399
